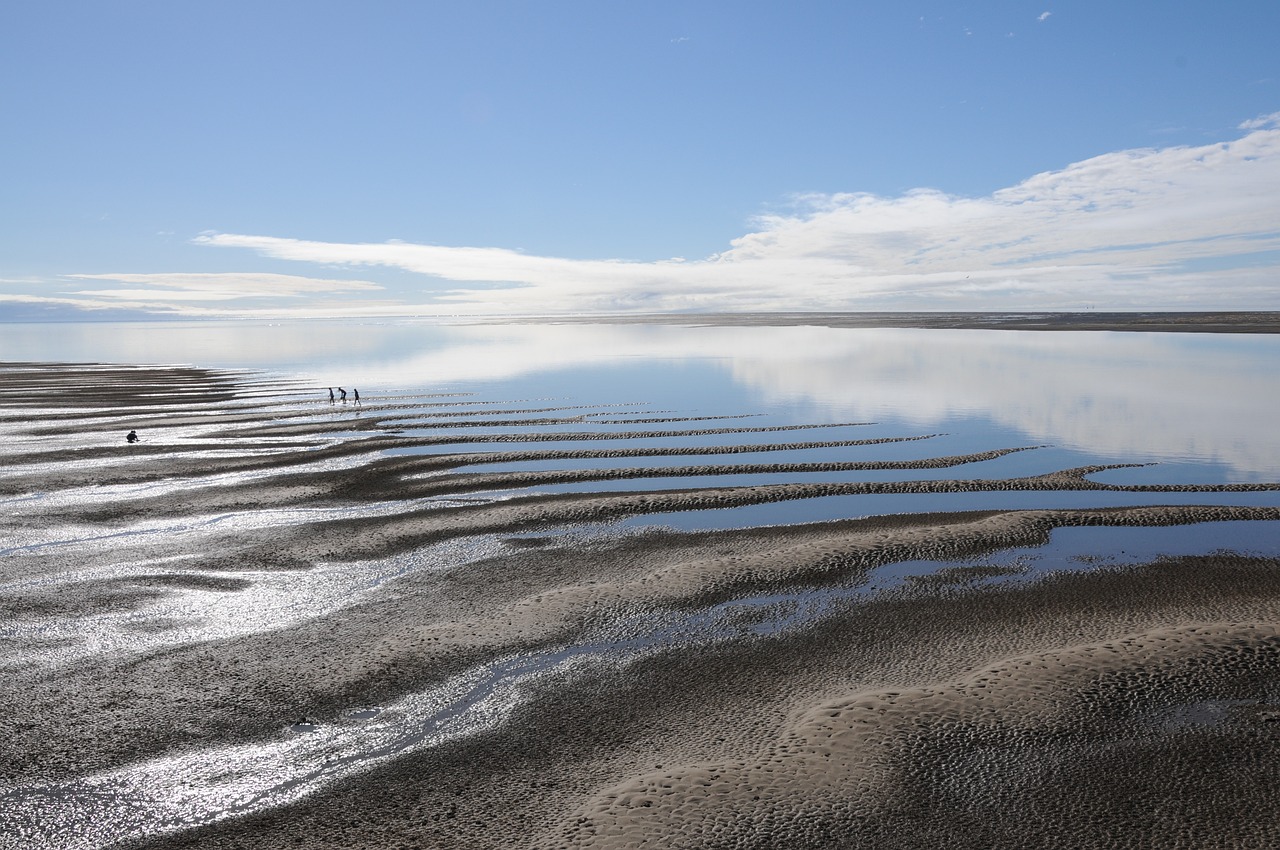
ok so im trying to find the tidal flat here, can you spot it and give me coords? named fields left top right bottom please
left=3, top=314, right=1280, bottom=848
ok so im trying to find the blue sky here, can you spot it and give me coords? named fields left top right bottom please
left=2, top=1, right=1278, bottom=319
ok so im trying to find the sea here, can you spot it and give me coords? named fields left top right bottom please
left=4, top=316, right=1279, bottom=478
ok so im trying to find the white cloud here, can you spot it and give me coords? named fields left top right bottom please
left=0, top=273, right=392, bottom=319
left=1239, top=111, right=1280, bottom=130
left=185, top=119, right=1280, bottom=315
left=68, top=272, right=383, bottom=296
left=73, top=289, right=265, bottom=303
left=1038, top=11, right=1052, bottom=22
left=11, top=120, right=1277, bottom=320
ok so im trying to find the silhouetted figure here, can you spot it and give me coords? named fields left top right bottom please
left=328, top=387, right=335, bottom=404
left=126, top=430, right=140, bottom=443
left=353, top=388, right=361, bottom=405
left=338, top=387, right=348, bottom=403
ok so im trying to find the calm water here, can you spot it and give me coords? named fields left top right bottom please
left=4, top=318, right=1279, bottom=482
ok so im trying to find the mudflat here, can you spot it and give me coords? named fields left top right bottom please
left=1, top=345, right=1279, bottom=849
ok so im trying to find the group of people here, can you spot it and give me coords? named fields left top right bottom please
left=127, top=385, right=365, bottom=444
left=328, top=386, right=361, bottom=405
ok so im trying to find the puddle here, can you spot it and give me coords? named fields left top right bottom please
left=876, top=520, right=1280, bottom=583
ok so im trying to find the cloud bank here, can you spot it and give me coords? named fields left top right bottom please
left=9, top=114, right=1280, bottom=318
left=5, top=273, right=391, bottom=319
left=68, top=272, right=383, bottom=298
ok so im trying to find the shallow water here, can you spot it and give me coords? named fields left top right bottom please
left=4, top=319, right=1280, bottom=482
left=879, top=520, right=1280, bottom=582
left=622, top=490, right=1280, bottom=532
left=0, top=534, right=503, bottom=670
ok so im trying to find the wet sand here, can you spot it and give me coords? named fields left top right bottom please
left=2, top=352, right=1280, bottom=849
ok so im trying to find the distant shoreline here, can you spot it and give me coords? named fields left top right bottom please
left=4, top=311, right=1279, bottom=334
left=513, top=310, right=1280, bottom=333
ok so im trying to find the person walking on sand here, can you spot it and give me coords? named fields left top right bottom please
left=338, top=387, right=348, bottom=403
left=328, top=387, right=335, bottom=404
left=126, top=430, right=140, bottom=443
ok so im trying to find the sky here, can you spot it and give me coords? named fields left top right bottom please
left=2, top=1, right=1279, bottom=320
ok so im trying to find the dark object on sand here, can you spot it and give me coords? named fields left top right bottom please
left=126, top=430, right=140, bottom=443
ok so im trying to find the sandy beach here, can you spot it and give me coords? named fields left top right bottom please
left=3, top=324, right=1280, bottom=849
